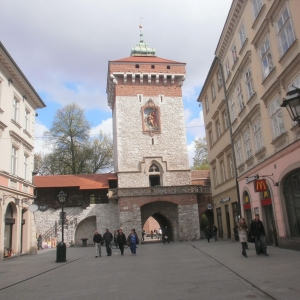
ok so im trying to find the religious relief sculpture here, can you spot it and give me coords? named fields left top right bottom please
left=142, top=99, right=161, bottom=135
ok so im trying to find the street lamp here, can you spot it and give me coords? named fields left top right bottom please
left=56, top=191, right=67, bottom=262
left=281, top=88, right=300, bottom=125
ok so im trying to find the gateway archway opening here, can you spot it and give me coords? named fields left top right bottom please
left=142, top=213, right=173, bottom=242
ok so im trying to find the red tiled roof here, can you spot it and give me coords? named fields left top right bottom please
left=111, top=56, right=185, bottom=64
left=34, top=174, right=117, bottom=190
left=191, top=170, right=210, bottom=179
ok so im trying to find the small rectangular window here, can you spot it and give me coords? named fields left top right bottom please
left=167, top=65, right=170, bottom=69
left=135, top=64, right=139, bottom=68
left=137, top=94, right=143, bottom=102
left=151, top=65, right=155, bottom=69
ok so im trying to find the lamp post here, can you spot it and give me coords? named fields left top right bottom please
left=281, top=88, right=300, bottom=125
left=56, top=191, right=67, bottom=262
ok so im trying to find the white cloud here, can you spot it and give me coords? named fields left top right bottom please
left=34, top=122, right=49, bottom=154
left=186, top=110, right=206, bottom=140
left=90, top=118, right=113, bottom=138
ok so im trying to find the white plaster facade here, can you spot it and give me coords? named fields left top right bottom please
left=0, top=42, right=45, bottom=261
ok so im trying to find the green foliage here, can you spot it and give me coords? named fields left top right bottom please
left=192, top=137, right=209, bottom=170
left=35, top=103, right=113, bottom=175
left=200, top=214, right=208, bottom=231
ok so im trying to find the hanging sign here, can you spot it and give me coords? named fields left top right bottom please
left=254, top=179, right=267, bottom=192
left=220, top=197, right=230, bottom=203
left=246, top=175, right=259, bottom=184
left=28, top=204, right=38, bottom=212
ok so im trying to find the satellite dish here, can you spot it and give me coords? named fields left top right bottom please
left=28, top=204, right=38, bottom=212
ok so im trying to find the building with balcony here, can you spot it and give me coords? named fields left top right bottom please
left=198, top=0, right=300, bottom=250
left=0, top=42, right=46, bottom=260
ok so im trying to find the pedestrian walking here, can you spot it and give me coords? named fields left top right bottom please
left=37, top=234, right=43, bottom=250
left=205, top=226, right=211, bottom=243
left=250, top=214, right=268, bottom=256
left=150, top=230, right=154, bottom=239
left=103, top=228, right=113, bottom=256
left=93, top=230, right=103, bottom=258
left=117, top=229, right=127, bottom=255
left=158, top=228, right=162, bottom=240
left=238, top=218, right=248, bottom=258
left=113, top=230, right=119, bottom=248
left=127, top=229, right=139, bottom=255
left=142, top=230, right=145, bottom=241
left=163, top=226, right=170, bottom=244
left=213, top=225, right=218, bottom=241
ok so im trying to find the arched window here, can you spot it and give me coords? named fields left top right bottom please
left=283, top=169, right=300, bottom=237
left=243, top=191, right=252, bottom=225
left=4, top=204, right=15, bottom=255
left=149, top=164, right=161, bottom=187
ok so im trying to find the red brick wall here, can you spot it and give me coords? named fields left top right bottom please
left=119, top=194, right=199, bottom=212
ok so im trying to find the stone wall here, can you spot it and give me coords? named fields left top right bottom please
left=34, top=201, right=119, bottom=246
left=114, top=95, right=190, bottom=187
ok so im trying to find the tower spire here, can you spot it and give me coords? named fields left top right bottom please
left=131, top=19, right=156, bottom=56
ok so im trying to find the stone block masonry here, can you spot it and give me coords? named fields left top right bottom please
left=34, top=201, right=119, bottom=246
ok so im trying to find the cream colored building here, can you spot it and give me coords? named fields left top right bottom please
left=198, top=0, right=300, bottom=250
left=0, top=42, right=45, bottom=260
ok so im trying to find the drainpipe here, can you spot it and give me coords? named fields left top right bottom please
left=216, top=56, right=242, bottom=221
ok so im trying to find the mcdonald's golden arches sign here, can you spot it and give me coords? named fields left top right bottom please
left=254, top=179, right=267, bottom=192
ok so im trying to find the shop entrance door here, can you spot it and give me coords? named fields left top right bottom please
left=263, top=205, right=278, bottom=246
left=225, top=205, right=231, bottom=238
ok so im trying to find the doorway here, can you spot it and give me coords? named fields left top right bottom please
left=225, top=204, right=231, bottom=238
left=263, top=205, right=278, bottom=246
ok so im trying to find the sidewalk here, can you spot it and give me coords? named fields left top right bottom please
left=0, top=240, right=299, bottom=300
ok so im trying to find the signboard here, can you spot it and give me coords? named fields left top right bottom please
left=220, top=197, right=230, bottom=203
left=207, top=204, right=212, bottom=209
left=254, top=179, right=267, bottom=192
left=246, top=175, right=259, bottom=184
left=28, top=204, right=38, bottom=212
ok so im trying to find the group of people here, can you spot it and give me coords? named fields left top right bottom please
left=142, top=228, right=163, bottom=240
left=204, top=214, right=268, bottom=258
left=237, top=214, right=268, bottom=258
left=93, top=228, right=139, bottom=257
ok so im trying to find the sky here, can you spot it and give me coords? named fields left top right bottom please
left=0, top=0, right=233, bottom=167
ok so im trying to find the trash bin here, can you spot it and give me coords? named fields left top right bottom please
left=81, top=238, right=88, bottom=247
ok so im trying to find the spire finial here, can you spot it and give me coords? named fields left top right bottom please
left=139, top=17, right=143, bottom=42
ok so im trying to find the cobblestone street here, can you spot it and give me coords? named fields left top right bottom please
left=1, top=240, right=299, bottom=300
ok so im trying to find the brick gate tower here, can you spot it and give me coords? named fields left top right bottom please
left=107, top=27, right=206, bottom=240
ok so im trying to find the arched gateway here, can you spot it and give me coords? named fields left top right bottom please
left=33, top=31, right=211, bottom=244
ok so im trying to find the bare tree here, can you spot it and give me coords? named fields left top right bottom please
left=37, top=103, right=113, bottom=175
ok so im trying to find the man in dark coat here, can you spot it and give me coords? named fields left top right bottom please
left=127, top=229, right=139, bottom=255
left=93, top=230, right=103, bottom=258
left=250, top=214, right=268, bottom=256
left=205, top=226, right=211, bottom=242
left=103, top=228, right=113, bottom=256
left=116, top=228, right=127, bottom=255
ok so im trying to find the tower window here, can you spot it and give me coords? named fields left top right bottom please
left=151, top=65, right=155, bottom=69
left=149, top=175, right=160, bottom=187
left=152, top=138, right=154, bottom=145
left=167, top=65, right=170, bottom=69
left=135, top=64, right=139, bottom=68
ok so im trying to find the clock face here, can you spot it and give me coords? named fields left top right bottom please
left=28, top=204, right=38, bottom=212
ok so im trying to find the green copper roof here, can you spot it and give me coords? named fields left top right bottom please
left=131, top=25, right=156, bottom=56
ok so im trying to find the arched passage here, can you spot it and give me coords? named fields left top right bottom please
left=74, top=216, right=96, bottom=246
left=141, top=201, right=178, bottom=241
left=200, top=209, right=214, bottom=235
